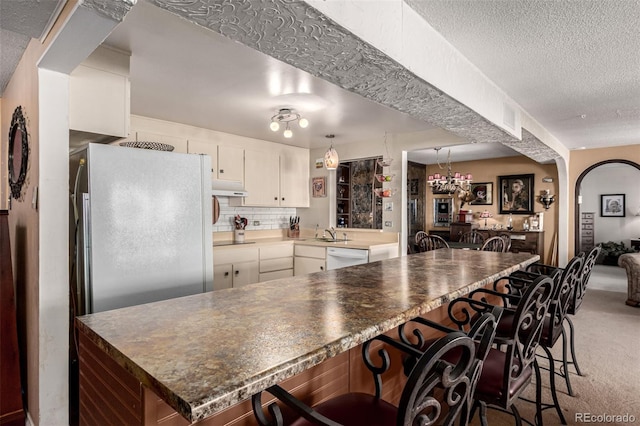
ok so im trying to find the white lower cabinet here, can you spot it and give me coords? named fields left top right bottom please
left=294, top=245, right=326, bottom=276
left=213, top=247, right=259, bottom=290
left=259, top=243, right=294, bottom=282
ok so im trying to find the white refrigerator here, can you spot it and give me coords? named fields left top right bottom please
left=70, top=143, right=213, bottom=315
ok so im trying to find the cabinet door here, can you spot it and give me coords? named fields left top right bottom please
left=188, top=139, right=217, bottom=176
left=294, top=257, right=326, bottom=276
left=232, top=261, right=259, bottom=288
left=213, top=263, right=233, bottom=291
left=136, top=131, right=188, bottom=153
left=280, top=148, right=309, bottom=207
left=218, top=145, right=244, bottom=182
left=242, top=149, right=279, bottom=206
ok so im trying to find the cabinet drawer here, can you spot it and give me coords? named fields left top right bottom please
left=214, top=247, right=259, bottom=265
left=260, top=269, right=293, bottom=282
left=582, top=213, right=595, bottom=219
left=582, top=224, right=594, bottom=230
left=581, top=237, right=594, bottom=244
left=260, top=243, right=294, bottom=260
left=581, top=230, right=593, bottom=237
left=294, top=245, right=326, bottom=259
left=582, top=218, right=594, bottom=225
left=260, top=257, right=294, bottom=273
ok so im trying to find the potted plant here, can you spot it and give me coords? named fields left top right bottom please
left=596, top=241, right=635, bottom=265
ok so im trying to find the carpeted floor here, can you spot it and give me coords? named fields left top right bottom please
left=475, top=265, right=640, bottom=426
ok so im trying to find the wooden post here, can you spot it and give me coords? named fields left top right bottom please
left=0, top=210, right=25, bottom=426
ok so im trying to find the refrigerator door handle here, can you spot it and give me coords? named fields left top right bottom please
left=82, top=193, right=92, bottom=313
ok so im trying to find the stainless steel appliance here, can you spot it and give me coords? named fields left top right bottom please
left=326, top=247, right=369, bottom=270
left=70, top=143, right=213, bottom=315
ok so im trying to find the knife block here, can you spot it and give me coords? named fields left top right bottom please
left=288, top=227, right=300, bottom=239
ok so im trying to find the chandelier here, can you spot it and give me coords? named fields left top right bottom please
left=269, top=108, right=308, bottom=138
left=427, top=148, right=472, bottom=194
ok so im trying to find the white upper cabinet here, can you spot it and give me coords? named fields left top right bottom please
left=238, top=149, right=280, bottom=206
left=188, top=139, right=244, bottom=183
left=231, top=146, right=309, bottom=208
left=280, top=147, right=309, bottom=207
left=217, top=145, right=244, bottom=183
left=69, top=46, right=130, bottom=149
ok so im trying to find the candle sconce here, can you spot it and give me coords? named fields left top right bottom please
left=539, top=189, right=555, bottom=210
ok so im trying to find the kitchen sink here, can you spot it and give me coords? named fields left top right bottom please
left=306, top=237, right=352, bottom=242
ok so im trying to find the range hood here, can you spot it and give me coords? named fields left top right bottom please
left=211, top=180, right=248, bottom=197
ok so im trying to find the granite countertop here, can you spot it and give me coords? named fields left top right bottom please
left=212, top=236, right=397, bottom=250
left=76, top=249, right=538, bottom=422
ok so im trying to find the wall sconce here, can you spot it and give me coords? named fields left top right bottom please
left=323, top=134, right=339, bottom=170
left=269, top=108, right=308, bottom=138
left=539, top=189, right=555, bottom=210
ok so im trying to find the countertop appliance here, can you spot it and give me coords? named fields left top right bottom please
left=326, top=247, right=369, bottom=270
left=70, top=143, right=213, bottom=315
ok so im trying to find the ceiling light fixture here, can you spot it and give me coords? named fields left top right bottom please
left=269, top=108, right=308, bottom=138
left=324, top=134, right=339, bottom=170
left=427, top=148, right=472, bottom=194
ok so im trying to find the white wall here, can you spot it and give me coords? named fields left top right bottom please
left=581, top=163, right=640, bottom=247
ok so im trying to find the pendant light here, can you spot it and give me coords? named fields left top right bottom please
left=323, top=134, right=339, bottom=170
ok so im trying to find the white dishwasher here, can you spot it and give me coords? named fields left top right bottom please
left=326, top=247, right=369, bottom=270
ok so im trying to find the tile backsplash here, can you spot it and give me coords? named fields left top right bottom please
left=213, top=196, right=296, bottom=232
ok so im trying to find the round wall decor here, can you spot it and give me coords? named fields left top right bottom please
left=8, top=106, right=29, bottom=200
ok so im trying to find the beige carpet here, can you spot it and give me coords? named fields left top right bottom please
left=474, top=274, right=640, bottom=425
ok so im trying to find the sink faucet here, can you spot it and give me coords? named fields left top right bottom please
left=325, top=227, right=337, bottom=241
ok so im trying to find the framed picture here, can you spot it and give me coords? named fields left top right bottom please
left=312, top=176, right=326, bottom=198
left=601, top=194, right=625, bottom=217
left=469, top=182, right=493, bottom=205
left=433, top=197, right=453, bottom=227
left=498, top=174, right=534, bottom=214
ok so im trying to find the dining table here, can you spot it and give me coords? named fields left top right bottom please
left=448, top=241, right=482, bottom=250
left=75, top=249, right=539, bottom=424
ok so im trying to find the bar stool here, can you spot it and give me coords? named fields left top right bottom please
left=251, top=326, right=495, bottom=426
left=404, top=276, right=554, bottom=426
left=483, top=255, right=584, bottom=423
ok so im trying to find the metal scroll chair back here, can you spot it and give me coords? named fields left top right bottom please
left=480, top=236, right=505, bottom=252
left=498, top=233, right=512, bottom=252
left=252, top=331, right=482, bottom=426
left=417, top=234, right=450, bottom=252
left=471, top=275, right=554, bottom=424
left=459, top=231, right=485, bottom=244
left=570, top=245, right=601, bottom=315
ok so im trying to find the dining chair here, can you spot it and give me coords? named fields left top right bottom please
left=498, top=233, right=512, bottom=252
left=414, top=230, right=428, bottom=245
left=417, top=234, right=449, bottom=252
left=480, top=236, right=505, bottom=252
left=251, top=329, right=487, bottom=426
left=459, top=230, right=486, bottom=244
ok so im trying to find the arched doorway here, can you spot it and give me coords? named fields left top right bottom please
left=574, top=159, right=640, bottom=254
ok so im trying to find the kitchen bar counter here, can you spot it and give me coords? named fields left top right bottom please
left=76, top=249, right=538, bottom=423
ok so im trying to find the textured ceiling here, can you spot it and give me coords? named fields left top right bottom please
left=2, top=0, right=638, bottom=163
left=405, top=0, right=640, bottom=150
left=0, top=0, right=65, bottom=93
